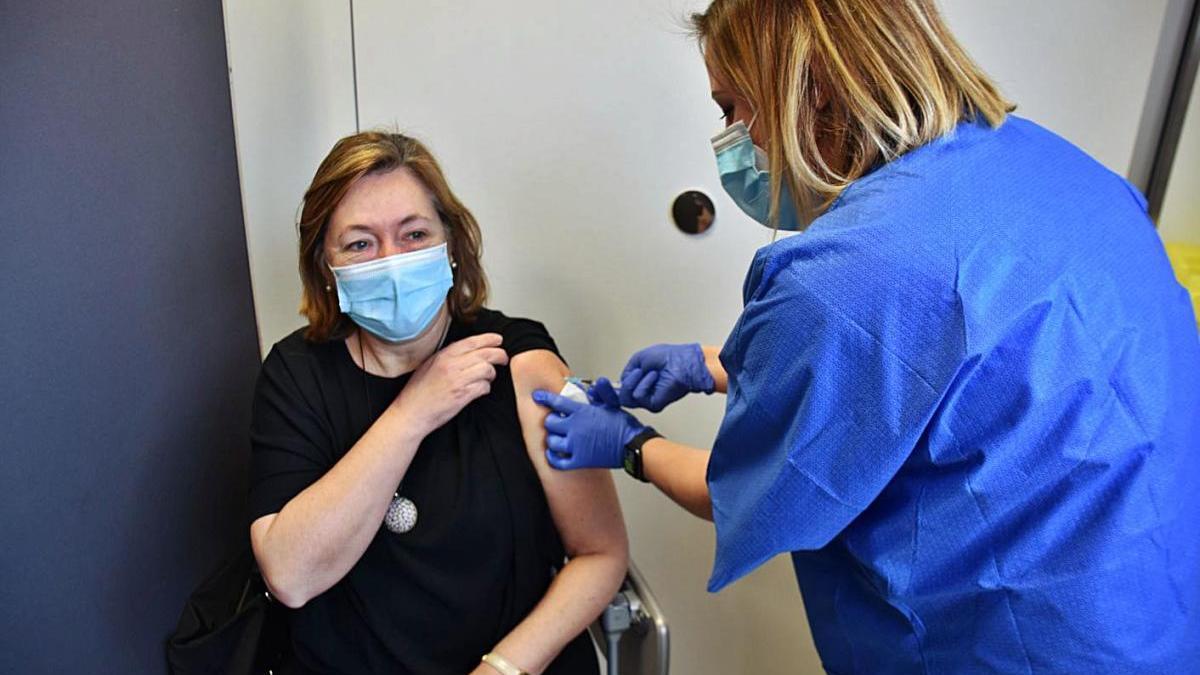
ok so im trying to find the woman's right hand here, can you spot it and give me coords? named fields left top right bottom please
left=392, top=332, right=509, bottom=436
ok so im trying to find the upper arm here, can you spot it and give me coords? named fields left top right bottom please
left=247, top=349, right=332, bottom=537
left=510, top=349, right=629, bottom=560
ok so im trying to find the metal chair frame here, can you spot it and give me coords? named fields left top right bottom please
left=588, top=561, right=670, bottom=675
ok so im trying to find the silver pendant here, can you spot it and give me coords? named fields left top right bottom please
left=384, top=493, right=418, bottom=534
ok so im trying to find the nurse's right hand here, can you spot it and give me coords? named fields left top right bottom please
left=619, top=343, right=715, bottom=412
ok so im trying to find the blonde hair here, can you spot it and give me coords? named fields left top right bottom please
left=297, top=132, right=488, bottom=342
left=691, top=0, right=1014, bottom=227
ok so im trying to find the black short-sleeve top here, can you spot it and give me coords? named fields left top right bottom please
left=249, top=309, right=596, bottom=674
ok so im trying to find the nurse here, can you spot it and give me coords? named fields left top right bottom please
left=533, top=0, right=1200, bottom=672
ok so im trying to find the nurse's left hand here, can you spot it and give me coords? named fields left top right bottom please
left=619, top=343, right=715, bottom=412
left=532, top=385, right=645, bottom=471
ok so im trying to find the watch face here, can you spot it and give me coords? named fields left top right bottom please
left=624, top=444, right=647, bottom=481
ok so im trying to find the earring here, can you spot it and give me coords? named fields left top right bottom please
left=450, top=260, right=458, bottom=269
left=325, top=284, right=332, bottom=292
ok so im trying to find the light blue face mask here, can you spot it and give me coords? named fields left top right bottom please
left=711, top=120, right=800, bottom=231
left=329, top=243, right=454, bottom=343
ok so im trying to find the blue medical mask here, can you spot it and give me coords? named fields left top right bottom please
left=329, top=243, right=454, bottom=343
left=711, top=120, right=800, bottom=230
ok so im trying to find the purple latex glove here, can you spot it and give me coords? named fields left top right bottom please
left=619, top=343, right=715, bottom=412
left=532, top=384, right=645, bottom=470
left=587, top=377, right=622, bottom=408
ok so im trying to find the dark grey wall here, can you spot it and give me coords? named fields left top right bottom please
left=0, top=2, right=261, bottom=672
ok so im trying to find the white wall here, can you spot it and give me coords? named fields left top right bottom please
left=225, top=2, right=1178, bottom=673
left=938, top=0, right=1169, bottom=173
left=223, top=0, right=358, bottom=353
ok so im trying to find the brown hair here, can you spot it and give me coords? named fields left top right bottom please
left=297, top=131, right=488, bottom=342
left=691, top=0, right=1014, bottom=227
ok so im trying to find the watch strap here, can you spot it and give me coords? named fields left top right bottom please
left=624, top=427, right=661, bottom=482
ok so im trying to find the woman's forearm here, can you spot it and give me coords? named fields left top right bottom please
left=702, top=345, right=728, bottom=394
left=480, top=551, right=627, bottom=675
left=251, top=404, right=425, bottom=608
left=644, top=437, right=713, bottom=520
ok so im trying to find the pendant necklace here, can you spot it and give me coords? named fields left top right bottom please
left=360, top=319, right=450, bottom=535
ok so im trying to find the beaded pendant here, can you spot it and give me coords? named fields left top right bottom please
left=384, top=493, right=417, bottom=534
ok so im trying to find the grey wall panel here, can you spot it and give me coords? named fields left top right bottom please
left=0, top=1, right=260, bottom=672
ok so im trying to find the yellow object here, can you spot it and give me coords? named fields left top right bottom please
left=1164, top=241, right=1200, bottom=327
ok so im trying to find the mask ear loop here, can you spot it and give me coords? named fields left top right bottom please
left=746, top=111, right=784, bottom=244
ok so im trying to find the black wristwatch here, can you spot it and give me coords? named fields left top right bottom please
left=623, top=427, right=661, bottom=482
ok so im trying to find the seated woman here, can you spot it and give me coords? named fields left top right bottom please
left=248, top=131, right=628, bottom=675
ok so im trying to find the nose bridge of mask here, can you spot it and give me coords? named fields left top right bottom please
left=713, top=122, right=768, bottom=168
left=330, top=243, right=448, bottom=279
left=711, top=121, right=751, bottom=154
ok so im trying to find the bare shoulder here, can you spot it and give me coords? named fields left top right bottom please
left=509, top=349, right=568, bottom=394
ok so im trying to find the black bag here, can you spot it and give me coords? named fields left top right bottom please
left=166, top=545, right=291, bottom=675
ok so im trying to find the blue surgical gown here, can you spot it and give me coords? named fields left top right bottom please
left=707, top=116, right=1200, bottom=673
